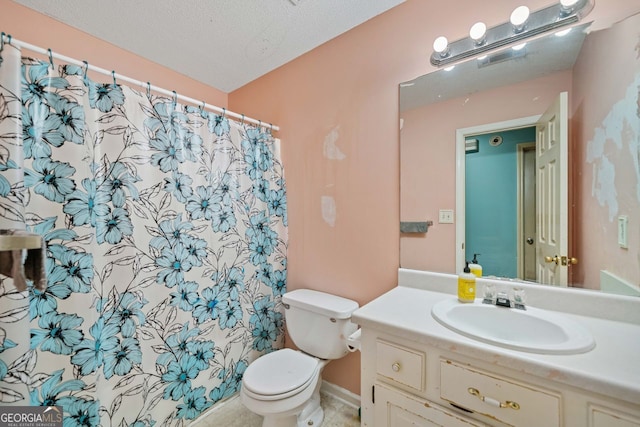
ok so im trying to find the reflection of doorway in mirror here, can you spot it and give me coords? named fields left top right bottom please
left=520, top=144, right=536, bottom=281
left=464, top=127, right=535, bottom=279
left=456, top=93, right=569, bottom=285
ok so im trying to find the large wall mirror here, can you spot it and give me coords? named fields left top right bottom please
left=400, top=9, right=639, bottom=295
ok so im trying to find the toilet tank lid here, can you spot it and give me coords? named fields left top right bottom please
left=283, top=289, right=359, bottom=319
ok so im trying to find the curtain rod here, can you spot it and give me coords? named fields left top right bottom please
left=0, top=33, right=280, bottom=132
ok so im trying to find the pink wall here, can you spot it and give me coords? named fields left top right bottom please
left=0, top=1, right=227, bottom=107
left=400, top=71, right=572, bottom=273
left=571, top=12, right=640, bottom=290
left=230, top=0, right=639, bottom=394
left=3, top=0, right=639, bottom=397
left=228, top=0, right=573, bottom=394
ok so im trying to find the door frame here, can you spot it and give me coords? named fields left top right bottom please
left=455, top=115, right=541, bottom=273
left=517, top=142, right=537, bottom=280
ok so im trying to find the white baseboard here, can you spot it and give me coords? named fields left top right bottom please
left=320, top=380, right=361, bottom=409
left=188, top=395, right=240, bottom=426
left=189, top=380, right=361, bottom=427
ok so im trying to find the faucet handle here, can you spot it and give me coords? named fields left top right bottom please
left=495, top=292, right=512, bottom=308
left=511, top=287, right=526, bottom=310
left=482, top=283, right=496, bottom=304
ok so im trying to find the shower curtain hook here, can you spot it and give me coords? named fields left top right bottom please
left=199, top=100, right=206, bottom=115
left=47, top=48, right=54, bottom=70
left=6, top=34, right=11, bottom=45
left=241, top=114, right=245, bottom=125
left=0, top=33, right=4, bottom=52
left=146, top=82, right=151, bottom=97
left=82, top=60, right=89, bottom=80
left=221, top=107, right=226, bottom=118
left=269, top=123, right=273, bottom=134
left=172, top=91, right=177, bottom=109
left=111, top=70, right=117, bottom=87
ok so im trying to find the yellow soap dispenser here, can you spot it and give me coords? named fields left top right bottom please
left=469, top=253, right=483, bottom=278
left=458, top=261, right=476, bottom=303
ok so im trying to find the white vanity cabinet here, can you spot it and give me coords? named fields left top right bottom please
left=354, top=279, right=640, bottom=427
left=371, top=339, right=486, bottom=426
left=360, top=329, right=640, bottom=427
left=374, top=382, right=487, bottom=427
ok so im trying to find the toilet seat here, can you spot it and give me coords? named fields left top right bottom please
left=242, top=348, right=320, bottom=401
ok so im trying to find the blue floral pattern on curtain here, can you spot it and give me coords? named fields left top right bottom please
left=0, top=44, right=287, bottom=426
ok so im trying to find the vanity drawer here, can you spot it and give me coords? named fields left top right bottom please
left=589, top=404, right=640, bottom=427
left=376, top=340, right=425, bottom=392
left=440, top=360, right=561, bottom=427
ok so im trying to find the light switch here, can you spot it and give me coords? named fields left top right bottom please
left=618, top=215, right=628, bottom=249
left=439, top=209, right=454, bottom=224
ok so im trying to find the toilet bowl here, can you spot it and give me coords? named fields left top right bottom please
left=241, top=348, right=328, bottom=427
left=240, top=289, right=360, bottom=427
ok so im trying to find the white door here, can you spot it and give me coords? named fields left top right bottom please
left=536, top=92, right=569, bottom=286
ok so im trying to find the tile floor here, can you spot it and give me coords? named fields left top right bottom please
left=190, top=392, right=361, bottom=427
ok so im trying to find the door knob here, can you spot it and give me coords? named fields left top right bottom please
left=545, top=255, right=578, bottom=266
left=526, top=237, right=534, bottom=245
left=544, top=255, right=560, bottom=265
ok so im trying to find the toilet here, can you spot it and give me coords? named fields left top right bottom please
left=240, top=289, right=359, bottom=427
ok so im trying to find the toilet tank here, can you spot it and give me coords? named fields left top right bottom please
left=283, top=289, right=359, bottom=360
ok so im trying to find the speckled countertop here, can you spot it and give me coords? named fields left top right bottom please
left=352, top=269, right=640, bottom=407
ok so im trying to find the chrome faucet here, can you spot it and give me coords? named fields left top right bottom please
left=484, top=288, right=526, bottom=310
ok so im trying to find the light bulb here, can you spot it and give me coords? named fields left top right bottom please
left=510, top=6, right=530, bottom=32
left=433, top=36, right=449, bottom=54
left=469, top=22, right=487, bottom=44
left=560, top=0, right=580, bottom=15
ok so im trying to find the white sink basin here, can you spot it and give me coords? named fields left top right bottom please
left=431, top=298, right=595, bottom=354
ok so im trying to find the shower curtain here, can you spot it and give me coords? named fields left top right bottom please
left=0, top=43, right=287, bottom=426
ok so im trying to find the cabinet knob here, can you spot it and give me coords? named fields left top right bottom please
left=392, top=363, right=401, bottom=372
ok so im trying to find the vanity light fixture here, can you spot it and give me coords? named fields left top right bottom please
left=477, top=44, right=527, bottom=68
left=430, top=0, right=593, bottom=67
left=555, top=28, right=572, bottom=37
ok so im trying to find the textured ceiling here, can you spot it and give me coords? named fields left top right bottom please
left=12, top=0, right=405, bottom=92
